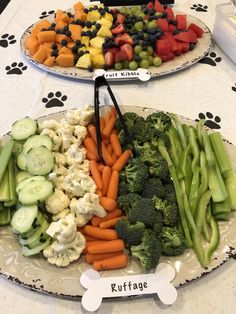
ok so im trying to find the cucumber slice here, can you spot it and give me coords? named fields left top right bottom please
left=23, top=135, right=53, bottom=154
left=15, top=171, right=32, bottom=186
left=16, top=175, right=45, bottom=194
left=11, top=205, right=38, bottom=234
left=19, top=218, right=49, bottom=245
left=26, top=146, right=54, bottom=175
left=27, top=234, right=50, bottom=249
left=16, top=151, right=27, bottom=171
left=21, top=236, right=51, bottom=257
left=18, top=180, right=53, bottom=205
left=20, top=212, right=44, bottom=238
left=11, top=117, right=37, bottom=141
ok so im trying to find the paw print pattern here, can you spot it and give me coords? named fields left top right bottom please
left=5, top=62, right=28, bottom=75
left=191, top=4, right=208, bottom=12
left=0, top=34, right=16, bottom=48
left=198, top=52, right=222, bottom=66
left=195, top=112, right=221, bottom=129
left=42, top=91, right=67, bottom=108
left=39, top=10, right=55, bottom=19
left=232, top=84, right=236, bottom=92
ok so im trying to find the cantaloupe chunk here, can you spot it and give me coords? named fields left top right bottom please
left=55, top=34, right=71, bottom=43
left=73, top=1, right=84, bottom=12
left=67, top=42, right=75, bottom=49
left=69, top=24, right=82, bottom=41
left=24, top=36, right=32, bottom=49
left=55, top=54, right=74, bottom=67
left=59, top=46, right=73, bottom=55
left=31, top=20, right=51, bottom=37
left=33, top=45, right=48, bottom=64
left=55, top=9, right=64, bottom=22
left=60, top=12, right=70, bottom=23
left=44, top=56, right=55, bottom=67
left=42, top=42, right=53, bottom=48
left=74, top=11, right=87, bottom=21
left=28, top=37, right=40, bottom=56
left=55, top=19, right=68, bottom=30
left=37, top=30, right=56, bottom=44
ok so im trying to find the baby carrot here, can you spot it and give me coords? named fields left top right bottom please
left=102, top=137, right=110, bottom=146
left=112, top=149, right=132, bottom=172
left=100, top=196, right=116, bottom=211
left=105, top=111, right=111, bottom=125
left=89, top=160, right=103, bottom=190
left=87, top=124, right=97, bottom=144
left=107, top=170, right=119, bottom=200
left=93, top=253, right=128, bottom=270
left=84, top=235, right=101, bottom=242
left=102, top=116, right=116, bottom=138
left=99, top=216, right=125, bottom=229
left=107, top=144, right=113, bottom=155
left=102, top=142, right=113, bottom=167
left=111, top=106, right=117, bottom=119
left=96, top=189, right=102, bottom=197
left=85, top=251, right=123, bottom=264
left=84, top=137, right=98, bottom=157
left=86, top=150, right=99, bottom=161
left=110, top=133, right=122, bottom=157
left=84, top=225, right=119, bottom=240
left=91, top=208, right=122, bottom=227
left=87, top=239, right=125, bottom=254
left=100, top=116, right=105, bottom=131
left=85, top=240, right=108, bottom=251
left=111, top=129, right=118, bottom=135
left=102, top=166, right=112, bottom=196
left=112, top=152, right=118, bottom=164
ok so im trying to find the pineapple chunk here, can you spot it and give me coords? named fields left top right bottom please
left=90, top=36, right=105, bottom=49
left=97, top=25, right=112, bottom=38
left=97, top=18, right=112, bottom=29
left=87, top=46, right=102, bottom=56
left=76, top=53, right=91, bottom=69
left=104, top=12, right=113, bottom=22
left=81, top=36, right=90, bottom=47
left=87, top=10, right=101, bottom=22
left=91, top=53, right=105, bottom=68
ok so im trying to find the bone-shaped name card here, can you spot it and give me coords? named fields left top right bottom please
left=80, top=263, right=177, bottom=312
left=93, top=68, right=151, bottom=81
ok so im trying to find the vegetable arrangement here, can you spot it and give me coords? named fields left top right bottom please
left=24, top=1, right=205, bottom=71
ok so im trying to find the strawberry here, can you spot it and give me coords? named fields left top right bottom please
left=116, top=13, right=126, bottom=24
left=114, top=33, right=133, bottom=46
left=105, top=51, right=115, bottom=68
left=115, top=49, right=128, bottom=63
left=120, top=44, right=133, bottom=61
left=111, top=23, right=125, bottom=35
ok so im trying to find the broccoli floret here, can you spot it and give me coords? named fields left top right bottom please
left=128, top=198, right=161, bottom=228
left=115, top=219, right=146, bottom=245
left=115, top=112, right=145, bottom=132
left=133, top=141, right=152, bottom=156
left=118, top=180, right=129, bottom=196
left=146, top=111, right=172, bottom=134
left=164, top=183, right=177, bottom=204
left=142, top=178, right=166, bottom=199
left=161, top=226, right=185, bottom=256
left=153, top=210, right=163, bottom=236
left=129, top=121, right=149, bottom=144
left=153, top=196, right=179, bottom=227
left=131, top=229, right=162, bottom=271
left=117, top=193, right=142, bottom=214
left=121, top=158, right=149, bottom=193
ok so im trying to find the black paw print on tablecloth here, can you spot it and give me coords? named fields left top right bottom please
left=191, top=4, right=208, bottom=12
left=39, top=10, right=55, bottom=19
left=198, top=52, right=222, bottom=66
left=5, top=62, right=28, bottom=75
left=42, top=92, right=67, bottom=108
left=195, top=112, right=221, bottom=129
left=0, top=34, right=16, bottom=48
left=232, top=84, right=236, bottom=92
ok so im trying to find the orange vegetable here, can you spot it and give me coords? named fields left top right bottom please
left=55, top=54, right=74, bottom=67
left=107, top=170, right=119, bottom=200
left=112, top=149, right=132, bottom=172
left=93, top=253, right=128, bottom=270
left=102, top=138, right=110, bottom=146
left=98, top=163, right=105, bottom=173
left=99, top=216, right=125, bottom=229
left=100, top=117, right=105, bottom=131
left=100, top=197, right=116, bottom=211
left=85, top=251, right=123, bottom=264
left=84, top=225, right=118, bottom=241
left=91, top=208, right=122, bottom=227
left=43, top=56, right=55, bottom=67
left=84, top=235, right=100, bottom=242
left=96, top=189, right=102, bottom=197
left=87, top=239, right=125, bottom=254
left=86, top=150, right=99, bottom=161
left=33, top=45, right=48, bottom=63
left=87, top=124, right=97, bottom=144
left=102, top=116, right=116, bottom=138
left=105, top=111, right=111, bottom=125
left=112, top=152, right=118, bottom=164
left=107, top=144, right=113, bottom=155
left=37, top=30, right=56, bottom=44
left=111, top=106, right=118, bottom=118
left=85, top=240, right=107, bottom=253
left=110, top=133, right=122, bottom=158
left=89, top=160, right=103, bottom=190
left=102, top=166, right=112, bottom=196
left=102, top=142, right=113, bottom=167
left=84, top=137, right=98, bottom=157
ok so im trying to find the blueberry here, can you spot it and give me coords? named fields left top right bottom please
left=51, top=23, right=56, bottom=27
left=75, top=40, right=81, bottom=46
left=138, top=32, right=143, bottom=39
left=149, top=28, right=157, bottom=35
left=99, top=8, right=106, bottom=15
left=126, top=23, right=132, bottom=29
left=86, top=21, right=92, bottom=28
left=134, top=55, right=141, bottom=62
left=87, top=30, right=93, bottom=37
left=155, top=32, right=163, bottom=40
left=67, top=12, right=73, bottom=17
left=84, top=8, right=89, bottom=13
left=81, top=31, right=87, bottom=36
left=56, top=29, right=63, bottom=34
left=105, top=37, right=110, bottom=42
left=92, top=29, right=98, bottom=37
left=189, top=43, right=196, bottom=50
left=133, top=39, right=139, bottom=46
left=149, top=9, right=155, bottom=16
left=161, top=12, right=167, bottom=18
left=88, top=66, right=94, bottom=72
left=75, top=19, right=81, bottom=25
left=96, top=23, right=101, bottom=30
left=173, top=29, right=181, bottom=35
left=66, top=30, right=71, bottom=37
left=78, top=51, right=84, bottom=58
left=78, top=43, right=85, bottom=48
left=143, top=8, right=148, bottom=14
left=51, top=50, right=58, bottom=57
left=61, top=39, right=68, bottom=46
left=63, top=26, right=69, bottom=31
left=150, top=35, right=157, bottom=43
left=51, top=43, right=57, bottom=50
left=47, top=26, right=55, bottom=31
left=72, top=46, right=78, bottom=53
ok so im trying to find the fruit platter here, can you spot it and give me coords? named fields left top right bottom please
left=0, top=104, right=236, bottom=299
left=20, top=1, right=212, bottom=80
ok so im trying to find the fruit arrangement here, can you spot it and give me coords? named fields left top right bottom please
left=24, top=1, right=205, bottom=71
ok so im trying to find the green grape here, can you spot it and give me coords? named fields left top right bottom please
left=147, top=55, right=154, bottom=65
left=128, top=61, right=138, bottom=70
left=134, top=21, right=144, bottom=32
left=143, top=33, right=148, bottom=39
left=122, top=60, right=129, bottom=69
left=155, top=12, right=162, bottom=17
left=114, top=62, right=123, bottom=70
left=139, top=51, right=149, bottom=59
left=134, top=45, right=142, bottom=54
left=139, top=59, right=149, bottom=69
left=147, top=46, right=154, bottom=56
left=137, top=12, right=145, bottom=18
left=153, top=56, right=162, bottom=67
left=119, top=7, right=128, bottom=14
left=147, top=21, right=157, bottom=29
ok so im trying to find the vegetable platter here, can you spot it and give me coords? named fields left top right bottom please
left=20, top=1, right=212, bottom=81
left=0, top=105, right=236, bottom=299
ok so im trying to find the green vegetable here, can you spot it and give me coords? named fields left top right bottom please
left=189, top=126, right=200, bottom=172
left=202, top=129, right=215, bottom=167
left=161, top=226, right=185, bottom=256
left=153, top=196, right=178, bottom=227
left=0, top=169, right=10, bottom=202
left=188, top=166, right=200, bottom=215
left=146, top=111, right=172, bottom=134
left=205, top=215, right=220, bottom=265
left=117, top=193, right=142, bottom=214
left=142, top=178, right=166, bottom=199
left=0, top=204, right=11, bottom=226
left=225, top=169, right=236, bottom=210
left=4, top=156, right=17, bottom=207
left=208, top=162, right=228, bottom=203
left=115, top=219, right=145, bottom=245
left=0, top=140, right=14, bottom=185
left=194, top=190, right=212, bottom=234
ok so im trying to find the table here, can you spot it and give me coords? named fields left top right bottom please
left=0, top=0, right=235, bottom=313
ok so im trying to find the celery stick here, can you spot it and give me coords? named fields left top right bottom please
left=202, top=129, right=215, bottom=167
left=170, top=114, right=187, bottom=149
left=206, top=204, right=212, bottom=224
left=0, top=206, right=11, bottom=226
left=225, top=169, right=236, bottom=210
left=167, top=130, right=180, bottom=169
left=197, top=151, right=208, bottom=202
left=208, top=162, right=228, bottom=203
left=209, top=132, right=232, bottom=178
left=4, top=156, right=17, bottom=207
left=212, top=198, right=231, bottom=215
left=0, top=140, right=14, bottom=184
left=197, top=120, right=205, bottom=148
left=214, top=212, right=231, bottom=221
left=0, top=169, right=10, bottom=201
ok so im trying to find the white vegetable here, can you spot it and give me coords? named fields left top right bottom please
left=64, top=171, right=96, bottom=197
left=65, top=105, right=94, bottom=126
left=67, top=160, right=90, bottom=175
left=65, top=144, right=86, bottom=166
left=60, top=120, right=77, bottom=152
left=70, top=198, right=93, bottom=227
left=73, top=125, right=87, bottom=145
left=38, top=119, right=61, bottom=132
left=52, top=208, right=69, bottom=221
left=41, top=129, right=61, bottom=152
left=74, top=193, right=107, bottom=218
left=46, top=189, right=70, bottom=215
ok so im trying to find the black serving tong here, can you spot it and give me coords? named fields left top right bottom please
left=94, top=76, right=135, bottom=163
left=90, top=0, right=174, bottom=6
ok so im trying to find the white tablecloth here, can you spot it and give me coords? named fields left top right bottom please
left=0, top=0, right=235, bottom=313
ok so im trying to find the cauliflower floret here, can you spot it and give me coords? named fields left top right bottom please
left=45, top=189, right=70, bottom=214
left=65, top=144, right=86, bottom=166
left=64, top=171, right=96, bottom=197
left=38, top=119, right=61, bottom=132
left=74, top=193, right=106, bottom=218
left=46, top=213, right=77, bottom=244
left=65, top=105, right=94, bottom=126
left=52, top=164, right=67, bottom=176
left=41, top=129, right=61, bottom=152
left=67, top=160, right=90, bottom=175
left=48, top=174, right=65, bottom=190
left=73, top=125, right=87, bottom=145
left=70, top=198, right=93, bottom=227
left=52, top=208, right=70, bottom=221
left=43, top=232, right=85, bottom=267
left=60, top=120, right=77, bottom=152
left=53, top=152, right=67, bottom=165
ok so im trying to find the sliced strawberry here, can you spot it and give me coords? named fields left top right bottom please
left=165, top=6, right=174, bottom=19
left=107, top=47, right=120, bottom=55
left=115, top=50, right=128, bottom=63
left=116, top=13, right=126, bottom=24
left=188, top=23, right=204, bottom=38
left=154, top=0, right=164, bottom=13
left=111, top=23, right=125, bottom=35
left=120, top=43, right=133, bottom=61
left=114, top=33, right=133, bottom=46
left=105, top=51, right=115, bottom=68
